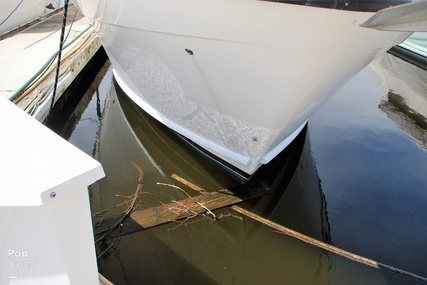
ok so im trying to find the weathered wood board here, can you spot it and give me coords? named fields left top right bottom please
left=96, top=181, right=272, bottom=238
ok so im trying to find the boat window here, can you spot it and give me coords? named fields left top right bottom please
left=266, top=0, right=413, bottom=12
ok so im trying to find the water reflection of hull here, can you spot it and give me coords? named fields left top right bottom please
left=71, top=0, right=417, bottom=181
left=49, top=59, right=111, bottom=141
left=256, top=129, right=331, bottom=243
left=96, top=80, right=336, bottom=284
left=369, top=53, right=427, bottom=150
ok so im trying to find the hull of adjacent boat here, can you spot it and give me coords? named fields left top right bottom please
left=0, top=0, right=62, bottom=35
left=400, top=32, right=427, bottom=57
left=72, top=0, right=411, bottom=177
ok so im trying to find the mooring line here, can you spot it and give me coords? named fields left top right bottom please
left=44, top=0, right=69, bottom=125
left=230, top=205, right=427, bottom=283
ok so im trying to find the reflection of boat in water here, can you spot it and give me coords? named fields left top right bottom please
left=390, top=32, right=427, bottom=70
left=71, top=0, right=426, bottom=182
left=369, top=53, right=427, bottom=149
left=50, top=68, right=331, bottom=282
left=0, top=0, right=63, bottom=36
left=91, top=79, right=337, bottom=284
left=244, top=127, right=332, bottom=244
left=53, top=64, right=405, bottom=284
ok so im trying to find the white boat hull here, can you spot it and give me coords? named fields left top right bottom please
left=0, top=0, right=63, bottom=35
left=399, top=32, right=427, bottom=57
left=72, top=0, right=412, bottom=178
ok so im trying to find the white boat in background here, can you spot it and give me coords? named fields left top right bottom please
left=400, top=32, right=427, bottom=57
left=72, top=0, right=427, bottom=181
left=0, top=0, right=64, bottom=36
left=390, top=32, right=427, bottom=69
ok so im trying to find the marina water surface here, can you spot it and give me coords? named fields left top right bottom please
left=53, top=52, right=427, bottom=284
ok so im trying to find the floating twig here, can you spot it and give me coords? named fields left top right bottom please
left=94, top=161, right=144, bottom=243
left=157, top=181, right=217, bottom=228
left=97, top=239, right=119, bottom=259
left=157, top=182, right=192, bottom=198
left=171, top=174, right=206, bottom=194
left=195, top=201, right=217, bottom=220
left=115, top=194, right=133, bottom=199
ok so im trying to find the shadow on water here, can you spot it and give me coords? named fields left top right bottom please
left=50, top=51, right=427, bottom=284
left=92, top=79, right=338, bottom=285
left=47, top=48, right=109, bottom=141
left=50, top=68, right=334, bottom=283
left=96, top=80, right=415, bottom=284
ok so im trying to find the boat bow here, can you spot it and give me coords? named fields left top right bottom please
left=361, top=0, right=427, bottom=31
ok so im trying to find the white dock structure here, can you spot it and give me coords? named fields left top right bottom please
left=0, top=95, right=105, bottom=284
left=0, top=4, right=110, bottom=284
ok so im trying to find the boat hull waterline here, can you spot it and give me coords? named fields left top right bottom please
left=72, top=0, right=413, bottom=180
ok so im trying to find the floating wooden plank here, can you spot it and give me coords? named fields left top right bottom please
left=97, top=181, right=272, bottom=238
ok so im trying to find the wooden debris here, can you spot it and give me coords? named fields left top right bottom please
left=99, top=180, right=271, bottom=238
left=94, top=161, right=144, bottom=243
left=171, top=174, right=206, bottom=194
left=98, top=273, right=114, bottom=285
left=230, top=205, right=427, bottom=284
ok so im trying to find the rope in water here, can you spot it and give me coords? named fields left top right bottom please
left=44, top=0, right=69, bottom=125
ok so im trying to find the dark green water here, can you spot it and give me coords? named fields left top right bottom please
left=56, top=52, right=427, bottom=284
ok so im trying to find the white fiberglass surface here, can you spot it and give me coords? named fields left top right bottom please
left=0, top=0, right=50, bottom=34
left=83, top=0, right=410, bottom=174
